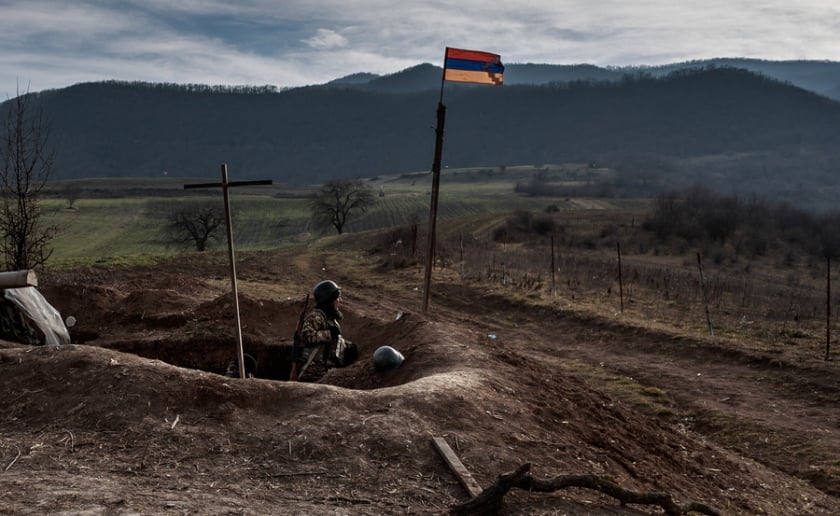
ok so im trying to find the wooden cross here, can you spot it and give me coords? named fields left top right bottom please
left=184, top=163, right=272, bottom=379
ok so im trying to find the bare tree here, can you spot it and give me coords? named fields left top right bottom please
left=164, top=203, right=225, bottom=251
left=309, top=179, right=375, bottom=235
left=63, top=184, right=82, bottom=209
left=0, top=89, right=58, bottom=270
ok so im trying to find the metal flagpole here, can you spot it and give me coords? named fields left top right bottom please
left=184, top=164, right=272, bottom=378
left=421, top=53, right=449, bottom=313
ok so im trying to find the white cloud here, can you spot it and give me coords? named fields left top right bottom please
left=304, top=29, right=349, bottom=50
left=2, top=0, right=840, bottom=96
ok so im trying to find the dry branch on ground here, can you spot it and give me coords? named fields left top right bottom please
left=450, top=463, right=720, bottom=516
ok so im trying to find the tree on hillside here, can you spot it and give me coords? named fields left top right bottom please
left=309, top=179, right=375, bottom=235
left=62, top=184, right=82, bottom=209
left=164, top=203, right=225, bottom=251
left=0, top=89, right=58, bottom=270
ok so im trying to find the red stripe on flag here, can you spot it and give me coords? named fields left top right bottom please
left=445, top=47, right=501, bottom=64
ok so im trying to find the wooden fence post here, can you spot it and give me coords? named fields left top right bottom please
left=617, top=241, right=624, bottom=313
left=550, top=234, right=557, bottom=298
left=696, top=252, right=715, bottom=338
left=827, top=256, right=831, bottom=361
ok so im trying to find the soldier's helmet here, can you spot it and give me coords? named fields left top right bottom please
left=313, top=280, right=341, bottom=304
left=373, top=345, right=405, bottom=371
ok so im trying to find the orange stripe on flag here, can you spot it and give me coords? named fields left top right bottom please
left=443, top=68, right=504, bottom=86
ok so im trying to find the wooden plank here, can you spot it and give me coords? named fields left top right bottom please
left=432, top=436, right=483, bottom=498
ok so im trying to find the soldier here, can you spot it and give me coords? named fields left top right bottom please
left=296, top=280, right=357, bottom=381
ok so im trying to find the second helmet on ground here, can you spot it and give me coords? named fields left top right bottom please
left=373, top=345, right=405, bottom=371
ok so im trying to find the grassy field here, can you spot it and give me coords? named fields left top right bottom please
left=41, top=164, right=629, bottom=267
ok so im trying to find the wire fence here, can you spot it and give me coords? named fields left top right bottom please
left=404, top=228, right=836, bottom=357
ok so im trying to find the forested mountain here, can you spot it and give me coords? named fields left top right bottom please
left=335, top=63, right=625, bottom=93
left=331, top=59, right=840, bottom=100
left=640, top=58, right=840, bottom=101
left=4, top=61, right=840, bottom=210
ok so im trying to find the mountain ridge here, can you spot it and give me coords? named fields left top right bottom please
left=4, top=60, right=840, bottom=210
left=325, top=58, right=840, bottom=100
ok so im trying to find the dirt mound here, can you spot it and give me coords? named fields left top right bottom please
left=192, top=292, right=299, bottom=340
left=2, top=249, right=839, bottom=514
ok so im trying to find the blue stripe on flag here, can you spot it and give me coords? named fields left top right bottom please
left=444, top=58, right=505, bottom=74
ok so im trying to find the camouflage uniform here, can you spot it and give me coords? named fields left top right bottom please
left=297, top=308, right=347, bottom=381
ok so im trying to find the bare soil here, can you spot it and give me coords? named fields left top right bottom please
left=1, top=243, right=839, bottom=515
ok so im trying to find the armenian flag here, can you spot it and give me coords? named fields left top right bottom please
left=443, top=47, right=504, bottom=85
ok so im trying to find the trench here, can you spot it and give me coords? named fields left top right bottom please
left=98, top=335, right=295, bottom=380
left=71, top=301, right=424, bottom=390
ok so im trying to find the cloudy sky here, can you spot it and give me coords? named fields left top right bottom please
left=2, top=0, right=839, bottom=97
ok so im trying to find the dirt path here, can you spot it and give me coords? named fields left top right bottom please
left=421, top=282, right=840, bottom=498
left=569, top=334, right=840, bottom=497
